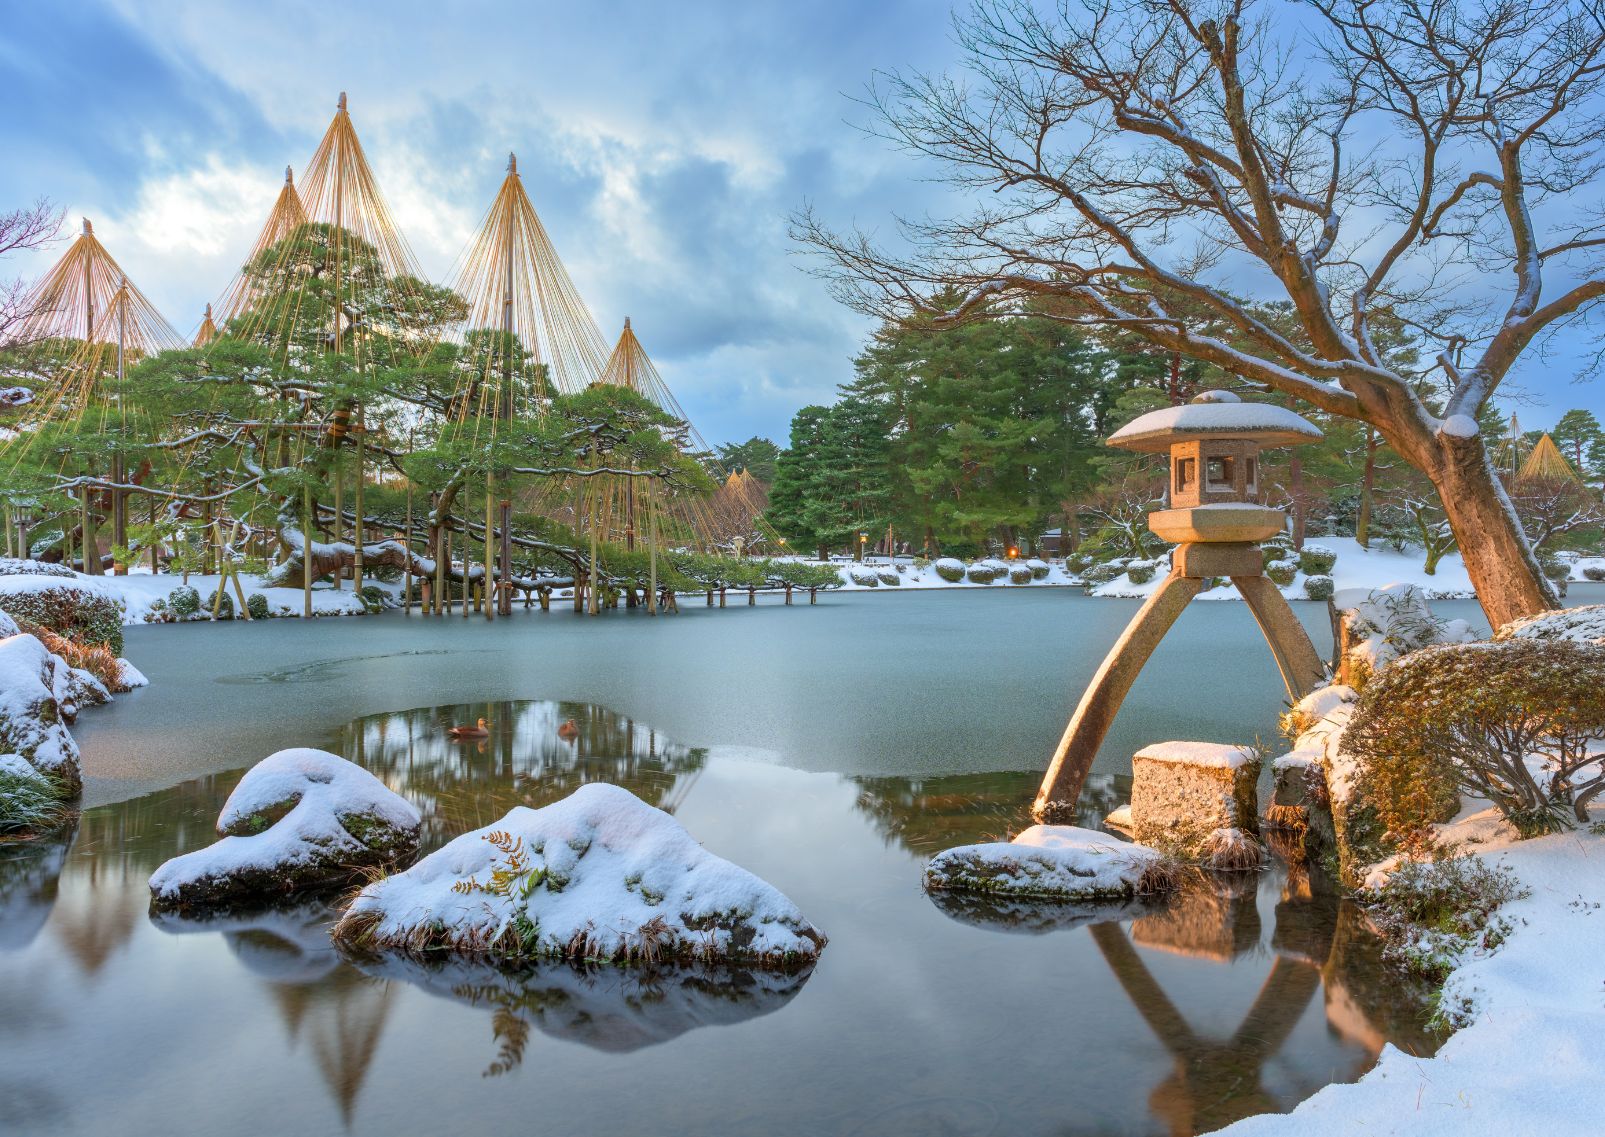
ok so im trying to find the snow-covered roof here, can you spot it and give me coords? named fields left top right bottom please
left=1108, top=391, right=1322, bottom=452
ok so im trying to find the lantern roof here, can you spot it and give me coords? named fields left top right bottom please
left=1108, top=390, right=1322, bottom=453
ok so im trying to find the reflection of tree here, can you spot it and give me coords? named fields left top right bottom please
left=0, top=823, right=76, bottom=952
left=359, top=955, right=815, bottom=1068
left=852, top=771, right=1129, bottom=856
left=331, top=699, right=708, bottom=849
left=153, top=900, right=395, bottom=1127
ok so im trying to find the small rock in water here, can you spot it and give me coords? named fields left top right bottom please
left=924, top=825, right=1176, bottom=901
left=1129, top=741, right=1262, bottom=863
left=332, top=782, right=826, bottom=968
left=149, top=748, right=422, bottom=909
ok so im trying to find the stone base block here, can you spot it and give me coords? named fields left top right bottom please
left=1172, top=542, right=1265, bottom=579
left=1130, top=741, right=1261, bottom=861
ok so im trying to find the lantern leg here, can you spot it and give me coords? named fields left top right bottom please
left=1231, top=575, right=1328, bottom=702
left=1034, top=570, right=1204, bottom=822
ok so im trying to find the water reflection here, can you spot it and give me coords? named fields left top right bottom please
left=0, top=696, right=1446, bottom=1137
left=330, top=699, right=708, bottom=847
left=359, top=956, right=816, bottom=1068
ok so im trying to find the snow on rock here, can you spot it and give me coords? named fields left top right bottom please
left=116, top=658, right=149, bottom=689
left=149, top=748, right=422, bottom=909
left=1216, top=809, right=1605, bottom=1137
left=1133, top=740, right=1257, bottom=769
left=924, top=825, right=1171, bottom=901
left=359, top=954, right=816, bottom=1056
left=1336, top=583, right=1476, bottom=684
left=332, top=783, right=825, bottom=967
left=1497, top=603, right=1605, bottom=645
left=0, top=634, right=82, bottom=794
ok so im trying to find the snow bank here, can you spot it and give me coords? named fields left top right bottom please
left=360, top=954, right=816, bottom=1056
left=333, top=783, right=825, bottom=967
left=1217, top=810, right=1605, bottom=1137
left=149, top=748, right=421, bottom=908
left=924, top=825, right=1172, bottom=901
left=1093, top=538, right=1478, bottom=601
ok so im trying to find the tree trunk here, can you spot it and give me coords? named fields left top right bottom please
left=1355, top=428, right=1378, bottom=549
left=1430, top=436, right=1557, bottom=628
left=1288, top=454, right=1306, bottom=550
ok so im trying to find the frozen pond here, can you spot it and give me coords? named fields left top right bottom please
left=0, top=587, right=1490, bottom=1136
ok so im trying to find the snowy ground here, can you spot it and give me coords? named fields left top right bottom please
left=0, top=568, right=399, bottom=626
left=1093, top=537, right=1476, bottom=601
left=1218, top=807, right=1605, bottom=1137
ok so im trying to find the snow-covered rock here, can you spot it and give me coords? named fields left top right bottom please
left=1497, top=602, right=1605, bottom=646
left=333, top=783, right=825, bottom=967
left=116, top=658, right=149, bottom=689
left=924, top=825, right=1173, bottom=901
left=149, top=748, right=422, bottom=909
left=0, top=633, right=82, bottom=794
left=1130, top=741, right=1263, bottom=866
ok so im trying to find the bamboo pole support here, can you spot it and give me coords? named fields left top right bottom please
left=353, top=402, right=365, bottom=591
left=484, top=471, right=496, bottom=622
left=301, top=484, right=313, bottom=619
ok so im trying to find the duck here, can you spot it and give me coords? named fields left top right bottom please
left=557, top=719, right=580, bottom=741
left=447, top=717, right=490, bottom=740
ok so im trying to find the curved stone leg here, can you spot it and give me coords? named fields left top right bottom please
left=1231, top=575, right=1328, bottom=701
left=1034, top=571, right=1204, bottom=821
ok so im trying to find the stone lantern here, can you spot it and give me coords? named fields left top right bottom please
left=1034, top=391, right=1329, bottom=822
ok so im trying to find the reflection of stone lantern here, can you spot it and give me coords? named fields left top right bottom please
left=1035, top=391, right=1329, bottom=822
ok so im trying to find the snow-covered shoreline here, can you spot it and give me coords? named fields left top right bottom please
left=1216, top=807, right=1605, bottom=1137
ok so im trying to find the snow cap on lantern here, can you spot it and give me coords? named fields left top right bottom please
left=1108, top=390, right=1322, bottom=544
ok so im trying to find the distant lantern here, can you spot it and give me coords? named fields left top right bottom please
left=1034, top=390, right=1328, bottom=823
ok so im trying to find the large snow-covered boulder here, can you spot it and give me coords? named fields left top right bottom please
left=1497, top=603, right=1605, bottom=646
left=0, top=633, right=83, bottom=795
left=924, top=825, right=1175, bottom=902
left=1130, top=741, right=1263, bottom=867
left=149, top=748, right=422, bottom=909
left=333, top=783, right=826, bottom=968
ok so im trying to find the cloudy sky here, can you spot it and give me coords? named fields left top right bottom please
left=2, top=1, right=1598, bottom=444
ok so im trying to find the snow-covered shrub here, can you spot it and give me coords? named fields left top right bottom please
left=1363, top=855, right=1527, bottom=986
left=149, top=748, right=422, bottom=909
left=1299, top=545, right=1337, bottom=574
left=1585, top=566, right=1605, bottom=582
left=1125, top=560, right=1156, bottom=585
left=1081, top=561, right=1125, bottom=586
left=965, top=561, right=1000, bottom=584
left=1068, top=552, right=1094, bottom=573
left=358, top=584, right=389, bottom=613
left=0, top=579, right=124, bottom=655
left=204, top=590, right=234, bottom=620
left=167, top=584, right=201, bottom=618
left=1339, top=583, right=1475, bottom=688
left=1346, top=639, right=1605, bottom=837
left=876, top=569, right=901, bottom=586
left=847, top=566, right=880, bottom=587
left=0, top=559, right=75, bottom=578
left=1303, top=574, right=1335, bottom=600
left=1027, top=558, right=1050, bottom=580
left=246, top=593, right=271, bottom=621
left=1261, top=543, right=1290, bottom=565
left=933, top=558, right=966, bottom=583
left=1266, top=562, right=1298, bottom=587
left=1539, top=558, right=1570, bottom=598
left=1497, top=603, right=1605, bottom=645
left=1008, top=563, right=1033, bottom=584
left=6, top=614, right=126, bottom=693
left=333, top=783, right=826, bottom=967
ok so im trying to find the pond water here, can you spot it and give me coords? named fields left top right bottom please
left=0, top=586, right=1509, bottom=1137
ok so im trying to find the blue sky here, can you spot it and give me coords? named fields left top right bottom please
left=1, top=0, right=1598, bottom=444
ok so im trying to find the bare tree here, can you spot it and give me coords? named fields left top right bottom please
left=0, top=199, right=64, bottom=348
left=796, top=0, right=1605, bottom=627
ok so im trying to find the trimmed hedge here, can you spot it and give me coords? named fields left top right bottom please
left=1266, top=562, right=1298, bottom=587
left=0, top=581, right=124, bottom=654
left=933, top=558, right=966, bottom=583
left=1303, top=574, right=1335, bottom=601
left=1008, top=564, right=1033, bottom=584
left=246, top=593, right=271, bottom=621
left=205, top=590, right=235, bottom=620
left=1299, top=545, right=1337, bottom=575
left=1125, top=561, right=1156, bottom=585
left=168, top=585, right=201, bottom=617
